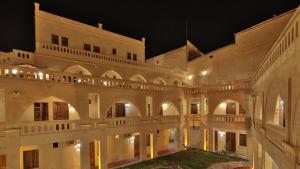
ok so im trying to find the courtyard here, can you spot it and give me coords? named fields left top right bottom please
left=125, top=149, right=248, bottom=169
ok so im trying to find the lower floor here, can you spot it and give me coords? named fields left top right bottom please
left=0, top=126, right=250, bottom=169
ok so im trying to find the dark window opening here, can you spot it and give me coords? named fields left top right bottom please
left=51, top=34, right=59, bottom=45
left=127, top=52, right=132, bottom=60
left=93, top=46, right=100, bottom=53
left=84, top=44, right=91, bottom=51
left=133, top=54, right=137, bottom=61
left=61, top=37, right=68, bottom=46
left=112, top=48, right=117, bottom=55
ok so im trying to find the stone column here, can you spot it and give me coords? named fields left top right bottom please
left=100, top=135, right=108, bottom=169
left=80, top=139, right=90, bottom=169
left=139, top=133, right=147, bottom=161
left=5, top=129, right=20, bottom=169
left=153, top=131, right=158, bottom=158
left=177, top=117, right=185, bottom=150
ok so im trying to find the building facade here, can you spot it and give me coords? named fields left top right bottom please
left=0, top=2, right=299, bottom=169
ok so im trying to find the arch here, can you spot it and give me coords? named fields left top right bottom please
left=129, top=74, right=147, bottom=82
left=153, top=77, right=167, bottom=85
left=101, top=70, right=122, bottom=79
left=254, top=96, right=263, bottom=120
left=17, top=64, right=39, bottom=70
left=63, top=65, right=92, bottom=76
left=105, top=100, right=141, bottom=118
left=21, top=96, right=80, bottom=122
left=213, top=99, right=246, bottom=115
left=160, top=101, right=179, bottom=116
left=274, top=95, right=285, bottom=126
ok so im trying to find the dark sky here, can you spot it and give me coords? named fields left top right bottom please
left=0, top=0, right=299, bottom=58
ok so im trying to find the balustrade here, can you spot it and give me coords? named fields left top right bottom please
left=265, top=122, right=287, bottom=151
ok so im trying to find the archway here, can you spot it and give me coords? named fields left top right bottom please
left=153, top=77, right=167, bottom=85
left=63, top=65, right=92, bottom=76
left=106, top=100, right=140, bottom=118
left=160, top=101, right=179, bottom=116
left=129, top=74, right=147, bottom=82
left=101, top=70, right=122, bottom=79
left=274, top=95, right=285, bottom=127
left=254, top=96, right=263, bottom=120
left=21, top=96, right=80, bottom=122
left=213, top=99, right=246, bottom=115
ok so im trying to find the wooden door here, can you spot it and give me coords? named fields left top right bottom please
left=226, top=103, right=236, bottom=115
left=90, top=142, right=96, bottom=168
left=115, top=103, right=125, bottom=117
left=134, top=135, right=140, bottom=157
left=191, top=104, right=198, bottom=114
left=226, top=132, right=236, bottom=152
left=53, top=102, right=69, bottom=120
left=214, top=131, right=218, bottom=151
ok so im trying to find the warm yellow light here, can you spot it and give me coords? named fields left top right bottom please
left=187, top=75, right=193, bottom=80
left=220, top=102, right=227, bottom=108
left=12, top=69, right=18, bottom=75
left=162, top=103, right=168, bottom=110
left=201, top=70, right=208, bottom=76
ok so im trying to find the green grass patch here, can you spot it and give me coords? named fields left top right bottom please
left=124, top=149, right=245, bottom=169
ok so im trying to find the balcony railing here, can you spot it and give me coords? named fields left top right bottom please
left=37, top=42, right=185, bottom=75
left=105, top=115, right=180, bottom=128
left=0, top=66, right=185, bottom=93
left=252, top=10, right=299, bottom=84
left=265, top=122, right=287, bottom=151
left=212, top=115, right=248, bottom=123
left=20, top=120, right=79, bottom=135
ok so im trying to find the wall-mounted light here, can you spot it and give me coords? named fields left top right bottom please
left=115, top=135, right=119, bottom=140
left=78, top=78, right=82, bottom=83
left=75, top=143, right=81, bottom=151
left=162, top=103, right=168, bottom=110
left=201, top=70, right=208, bottom=76
left=38, top=72, right=44, bottom=79
left=220, top=102, right=227, bottom=108
left=129, top=136, right=135, bottom=143
left=187, top=75, right=193, bottom=80
left=218, top=131, right=226, bottom=137
left=103, top=81, right=107, bottom=86
left=125, top=103, right=130, bottom=108
left=11, top=68, right=18, bottom=75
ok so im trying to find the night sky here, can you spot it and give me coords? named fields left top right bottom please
left=0, top=0, right=299, bottom=58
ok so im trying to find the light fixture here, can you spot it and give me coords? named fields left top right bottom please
left=129, top=136, right=135, bottom=143
left=125, top=103, right=130, bottom=108
left=218, top=131, right=226, bottom=137
left=220, top=102, right=227, bottom=108
left=197, top=104, right=200, bottom=107
left=11, top=69, right=18, bottom=75
left=103, top=81, right=107, bottom=86
left=280, top=100, right=284, bottom=105
left=162, top=103, right=168, bottom=110
left=201, top=70, right=208, bottom=76
left=187, top=75, right=193, bottom=80
left=78, top=78, right=82, bottom=83
left=115, top=135, right=119, bottom=139
left=38, top=72, right=44, bottom=79
left=75, top=143, right=81, bottom=151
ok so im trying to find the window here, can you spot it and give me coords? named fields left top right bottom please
left=133, top=54, right=137, bottom=61
left=23, top=150, right=39, bottom=169
left=61, top=37, right=68, bottom=46
left=112, top=48, right=117, bottom=55
left=34, top=102, right=49, bottom=121
left=239, top=134, right=247, bottom=147
left=115, top=103, right=125, bottom=117
left=84, top=44, right=91, bottom=51
left=93, top=46, right=100, bottom=53
left=51, top=34, right=59, bottom=45
left=53, top=102, right=69, bottom=120
left=127, top=52, right=132, bottom=60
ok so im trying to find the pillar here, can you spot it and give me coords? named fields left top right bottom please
left=139, top=133, right=147, bottom=161
left=5, top=129, right=20, bottom=169
left=80, top=137, right=90, bottom=169
left=153, top=131, right=158, bottom=158
left=100, top=135, right=108, bottom=169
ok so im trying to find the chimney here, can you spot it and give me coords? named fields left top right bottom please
left=34, top=2, right=40, bottom=11
left=98, top=23, right=103, bottom=29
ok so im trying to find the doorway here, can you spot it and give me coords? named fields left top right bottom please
left=226, top=132, right=236, bottom=152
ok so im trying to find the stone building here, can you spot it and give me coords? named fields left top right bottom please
left=0, top=2, right=299, bottom=169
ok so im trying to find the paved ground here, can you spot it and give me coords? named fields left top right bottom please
left=207, top=161, right=252, bottom=169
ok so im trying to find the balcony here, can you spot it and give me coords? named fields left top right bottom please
left=265, top=122, right=287, bottom=151
left=20, top=120, right=79, bottom=135
left=0, top=66, right=179, bottom=92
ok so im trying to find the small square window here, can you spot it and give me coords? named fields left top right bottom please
left=84, top=44, right=91, bottom=51
left=61, top=37, right=68, bottom=46
left=93, top=46, right=100, bottom=53
left=127, top=52, right=132, bottom=60
left=112, top=48, right=117, bottom=55
left=51, top=34, right=59, bottom=45
left=133, top=54, right=137, bottom=61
